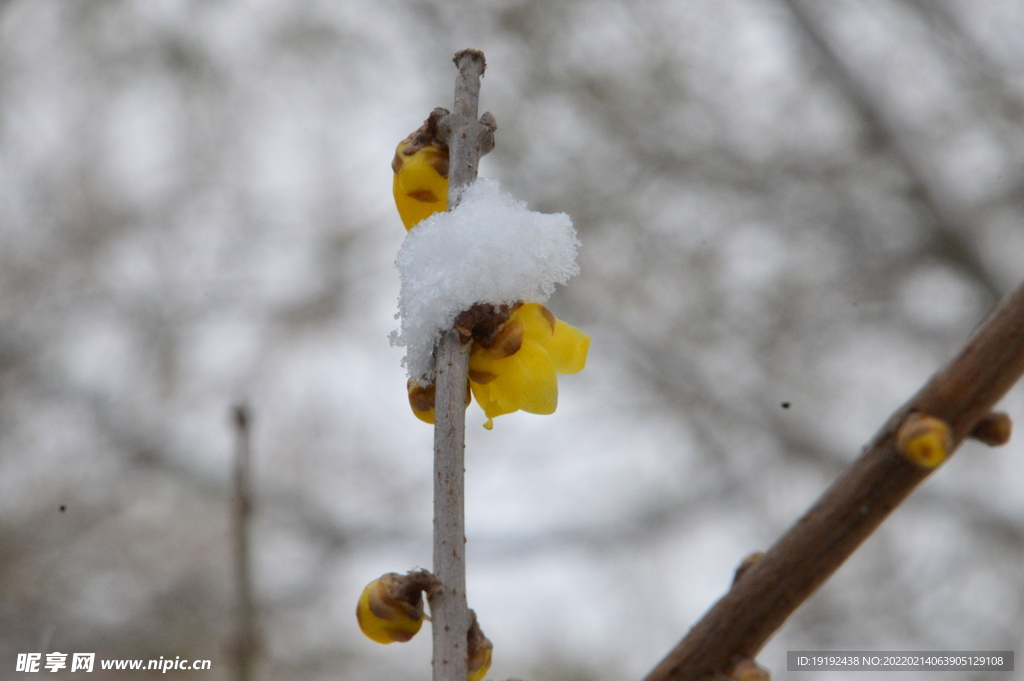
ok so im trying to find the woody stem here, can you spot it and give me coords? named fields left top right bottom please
left=429, top=48, right=489, bottom=681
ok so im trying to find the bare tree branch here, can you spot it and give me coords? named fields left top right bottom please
left=644, top=277, right=1024, bottom=681
left=231, top=404, right=260, bottom=681
left=429, top=48, right=495, bottom=681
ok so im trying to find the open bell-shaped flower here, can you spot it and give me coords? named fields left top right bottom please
left=469, top=302, right=589, bottom=429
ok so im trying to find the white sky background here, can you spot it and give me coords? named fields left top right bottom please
left=1, top=1, right=1023, bottom=680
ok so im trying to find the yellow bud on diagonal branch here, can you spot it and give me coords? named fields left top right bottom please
left=896, top=413, right=952, bottom=469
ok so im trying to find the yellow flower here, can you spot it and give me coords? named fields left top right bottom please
left=469, top=303, right=589, bottom=429
left=393, top=120, right=588, bottom=430
left=356, top=573, right=426, bottom=644
left=393, top=137, right=448, bottom=230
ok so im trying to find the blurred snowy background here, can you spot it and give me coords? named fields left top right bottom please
left=1, top=0, right=1023, bottom=679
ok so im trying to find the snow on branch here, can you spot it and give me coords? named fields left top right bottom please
left=391, top=179, right=580, bottom=382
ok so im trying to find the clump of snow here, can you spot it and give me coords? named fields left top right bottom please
left=391, top=179, right=580, bottom=382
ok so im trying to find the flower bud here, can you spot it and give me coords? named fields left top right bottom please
left=356, top=572, right=428, bottom=644
left=408, top=379, right=471, bottom=425
left=969, top=411, right=1012, bottom=447
left=896, top=412, right=952, bottom=469
left=393, top=112, right=449, bottom=230
left=467, top=610, right=493, bottom=681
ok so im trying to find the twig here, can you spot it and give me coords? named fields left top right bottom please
left=430, top=328, right=471, bottom=681
left=231, top=404, right=259, bottom=681
left=428, top=49, right=496, bottom=681
left=644, top=277, right=1024, bottom=681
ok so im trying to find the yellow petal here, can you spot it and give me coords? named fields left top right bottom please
left=545, top=319, right=590, bottom=375
left=469, top=375, right=517, bottom=420
left=514, top=303, right=588, bottom=373
left=483, top=339, right=558, bottom=415
left=517, top=303, right=556, bottom=344
left=393, top=142, right=448, bottom=230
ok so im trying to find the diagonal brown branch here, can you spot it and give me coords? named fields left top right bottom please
left=643, top=277, right=1024, bottom=681
left=428, top=48, right=495, bottom=681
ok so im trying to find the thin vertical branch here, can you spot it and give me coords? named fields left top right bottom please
left=429, top=49, right=495, bottom=681
left=231, top=404, right=259, bottom=681
left=430, top=328, right=472, bottom=681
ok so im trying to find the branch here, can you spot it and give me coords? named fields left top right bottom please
left=231, top=404, right=260, bottom=681
left=428, top=49, right=496, bottom=681
left=644, top=277, right=1024, bottom=681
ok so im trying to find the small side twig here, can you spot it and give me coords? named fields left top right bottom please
left=428, top=49, right=496, bottom=681
left=644, top=277, right=1024, bottom=681
left=231, top=404, right=260, bottom=681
